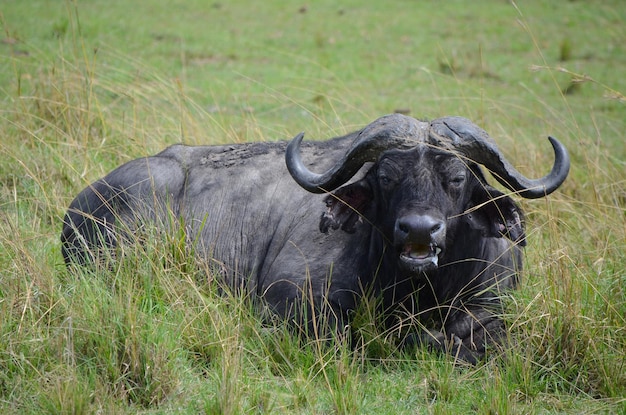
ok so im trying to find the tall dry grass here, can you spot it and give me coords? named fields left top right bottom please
left=1, top=24, right=624, bottom=414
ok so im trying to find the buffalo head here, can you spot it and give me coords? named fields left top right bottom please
left=286, top=114, right=569, bottom=276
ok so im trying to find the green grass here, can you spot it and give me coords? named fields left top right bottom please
left=1, top=0, right=625, bottom=413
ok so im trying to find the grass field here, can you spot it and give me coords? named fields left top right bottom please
left=1, top=0, right=625, bottom=413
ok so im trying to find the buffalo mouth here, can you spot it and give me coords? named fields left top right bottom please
left=399, top=243, right=442, bottom=273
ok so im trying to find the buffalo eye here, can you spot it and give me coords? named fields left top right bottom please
left=447, top=174, right=466, bottom=189
left=379, top=175, right=393, bottom=188
left=377, top=160, right=400, bottom=190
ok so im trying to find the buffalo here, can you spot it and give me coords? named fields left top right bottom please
left=61, top=114, right=569, bottom=362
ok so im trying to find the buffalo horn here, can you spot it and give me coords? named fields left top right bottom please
left=430, top=116, right=570, bottom=199
left=286, top=114, right=420, bottom=193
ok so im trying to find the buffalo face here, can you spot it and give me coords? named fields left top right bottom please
left=380, top=148, right=465, bottom=274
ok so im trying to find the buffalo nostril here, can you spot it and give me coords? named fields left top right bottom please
left=398, top=223, right=410, bottom=234
left=431, top=223, right=442, bottom=235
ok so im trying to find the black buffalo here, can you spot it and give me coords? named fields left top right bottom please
left=61, top=114, right=569, bottom=362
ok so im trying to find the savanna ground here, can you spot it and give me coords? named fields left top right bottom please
left=0, top=0, right=625, bottom=413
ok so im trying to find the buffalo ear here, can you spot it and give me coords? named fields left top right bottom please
left=465, top=184, right=526, bottom=246
left=320, top=180, right=372, bottom=234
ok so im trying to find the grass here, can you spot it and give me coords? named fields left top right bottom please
left=1, top=0, right=625, bottom=413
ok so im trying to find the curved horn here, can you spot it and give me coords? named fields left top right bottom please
left=430, top=116, right=570, bottom=199
left=286, top=114, right=423, bottom=193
